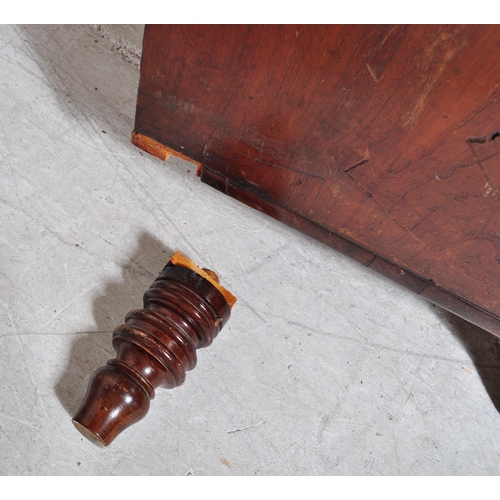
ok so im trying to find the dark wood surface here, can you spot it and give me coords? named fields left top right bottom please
left=133, top=25, right=500, bottom=336
left=72, top=254, right=233, bottom=446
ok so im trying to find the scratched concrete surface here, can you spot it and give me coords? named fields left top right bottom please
left=1, top=24, right=500, bottom=476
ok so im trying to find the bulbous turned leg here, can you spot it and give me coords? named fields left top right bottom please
left=72, top=251, right=236, bottom=447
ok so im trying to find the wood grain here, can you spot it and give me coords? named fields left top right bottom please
left=133, top=25, right=500, bottom=335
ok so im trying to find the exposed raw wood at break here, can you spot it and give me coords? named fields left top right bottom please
left=169, top=251, right=237, bottom=308
left=133, top=25, right=500, bottom=336
left=131, top=131, right=202, bottom=171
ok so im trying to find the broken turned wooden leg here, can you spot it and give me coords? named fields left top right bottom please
left=72, top=251, right=236, bottom=447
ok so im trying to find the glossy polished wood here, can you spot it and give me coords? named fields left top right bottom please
left=72, top=254, right=234, bottom=447
left=133, top=25, right=500, bottom=336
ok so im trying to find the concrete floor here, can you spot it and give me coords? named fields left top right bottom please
left=1, top=24, right=500, bottom=476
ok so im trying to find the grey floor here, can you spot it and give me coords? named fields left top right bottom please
left=1, top=24, right=500, bottom=476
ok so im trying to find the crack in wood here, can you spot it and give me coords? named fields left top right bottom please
left=343, top=158, right=369, bottom=174
left=467, top=136, right=487, bottom=144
